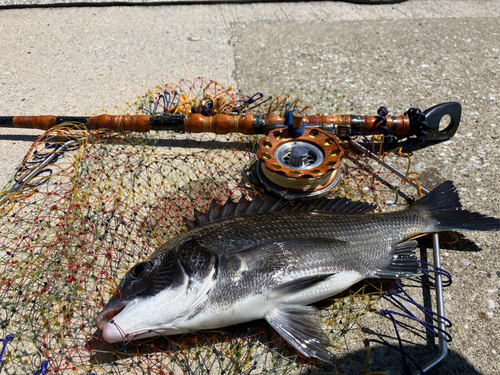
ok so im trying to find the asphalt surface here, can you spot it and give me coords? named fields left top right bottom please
left=1, top=0, right=500, bottom=374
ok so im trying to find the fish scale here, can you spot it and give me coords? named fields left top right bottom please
left=96, top=181, right=500, bottom=362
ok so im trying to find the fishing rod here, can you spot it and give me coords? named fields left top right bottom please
left=0, top=102, right=461, bottom=141
left=0, top=102, right=461, bottom=200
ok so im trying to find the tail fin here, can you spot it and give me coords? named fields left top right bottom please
left=412, top=180, right=500, bottom=232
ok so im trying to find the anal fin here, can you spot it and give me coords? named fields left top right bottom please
left=373, top=240, right=422, bottom=278
left=265, top=305, right=334, bottom=363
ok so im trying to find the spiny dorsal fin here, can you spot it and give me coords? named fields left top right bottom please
left=183, top=217, right=197, bottom=230
left=184, top=195, right=376, bottom=229
left=208, top=200, right=222, bottom=222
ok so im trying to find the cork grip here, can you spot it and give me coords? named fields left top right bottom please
left=185, top=114, right=255, bottom=134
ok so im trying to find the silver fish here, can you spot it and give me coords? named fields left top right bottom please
left=96, top=181, right=500, bottom=362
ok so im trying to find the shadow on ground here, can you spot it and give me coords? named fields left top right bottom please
left=309, top=346, right=482, bottom=375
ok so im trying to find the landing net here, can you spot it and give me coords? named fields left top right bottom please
left=0, top=79, right=433, bottom=375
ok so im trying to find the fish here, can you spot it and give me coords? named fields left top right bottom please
left=95, top=180, right=500, bottom=362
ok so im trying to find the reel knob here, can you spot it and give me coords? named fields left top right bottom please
left=289, top=145, right=310, bottom=168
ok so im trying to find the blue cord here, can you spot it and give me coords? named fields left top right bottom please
left=34, top=361, right=48, bottom=375
left=384, top=280, right=452, bottom=340
left=379, top=309, right=417, bottom=374
left=419, top=260, right=452, bottom=287
left=0, top=334, right=14, bottom=364
left=375, top=262, right=453, bottom=374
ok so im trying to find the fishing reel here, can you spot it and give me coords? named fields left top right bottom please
left=256, top=111, right=344, bottom=198
left=252, top=102, right=461, bottom=198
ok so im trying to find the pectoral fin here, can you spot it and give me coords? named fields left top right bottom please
left=265, top=305, right=334, bottom=363
left=233, top=238, right=349, bottom=274
left=268, top=273, right=336, bottom=299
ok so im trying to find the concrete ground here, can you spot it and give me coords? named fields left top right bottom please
left=1, top=0, right=500, bottom=374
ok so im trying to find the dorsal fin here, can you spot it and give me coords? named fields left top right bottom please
left=184, top=195, right=376, bottom=230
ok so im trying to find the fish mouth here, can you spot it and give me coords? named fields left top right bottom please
left=96, top=298, right=155, bottom=343
left=95, top=299, right=129, bottom=332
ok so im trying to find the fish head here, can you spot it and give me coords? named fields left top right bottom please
left=96, top=242, right=217, bottom=343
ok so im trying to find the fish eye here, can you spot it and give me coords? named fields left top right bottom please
left=130, top=262, right=152, bottom=279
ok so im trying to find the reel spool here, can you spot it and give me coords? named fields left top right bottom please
left=256, top=117, right=344, bottom=198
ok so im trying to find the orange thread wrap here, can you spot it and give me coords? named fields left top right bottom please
left=360, top=115, right=410, bottom=136
left=14, top=116, right=57, bottom=130
left=312, top=116, right=347, bottom=126
left=267, top=115, right=410, bottom=137
left=268, top=115, right=347, bottom=126
left=184, top=114, right=255, bottom=134
left=265, top=114, right=283, bottom=124
left=394, top=116, right=411, bottom=137
left=87, top=115, right=150, bottom=132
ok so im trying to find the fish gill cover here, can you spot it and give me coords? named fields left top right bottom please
left=0, top=79, right=445, bottom=375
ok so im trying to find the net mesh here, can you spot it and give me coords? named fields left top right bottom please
left=0, top=79, right=429, bottom=375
